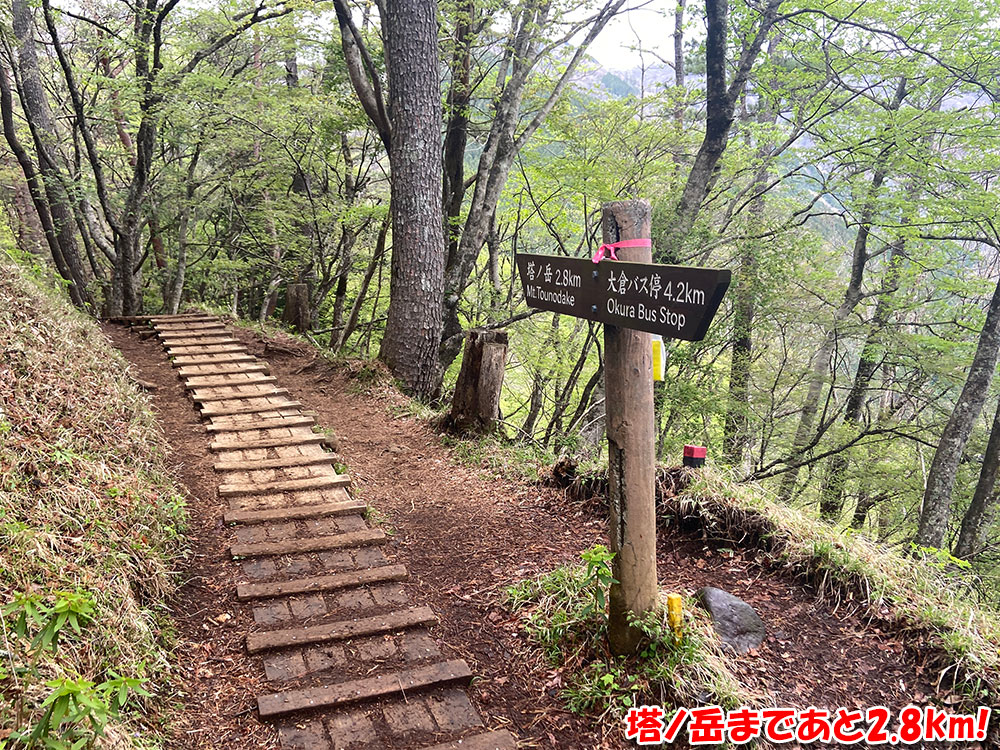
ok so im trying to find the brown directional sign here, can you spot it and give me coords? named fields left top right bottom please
left=515, top=253, right=731, bottom=341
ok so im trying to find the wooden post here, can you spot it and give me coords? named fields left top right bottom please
left=442, top=329, right=508, bottom=434
left=282, top=283, right=310, bottom=332
left=602, top=199, right=658, bottom=655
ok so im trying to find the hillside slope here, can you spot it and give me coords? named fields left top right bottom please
left=0, top=257, right=187, bottom=748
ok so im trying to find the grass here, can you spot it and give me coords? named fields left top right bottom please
left=668, top=469, right=1000, bottom=707
left=0, top=255, right=188, bottom=747
left=507, top=547, right=748, bottom=726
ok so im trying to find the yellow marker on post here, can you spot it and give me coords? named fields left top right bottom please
left=667, top=593, right=684, bottom=643
left=652, top=334, right=666, bottom=381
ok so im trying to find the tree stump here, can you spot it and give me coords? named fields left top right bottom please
left=442, top=329, right=508, bottom=434
left=282, top=283, right=310, bottom=332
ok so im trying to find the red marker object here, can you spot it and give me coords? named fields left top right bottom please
left=683, top=445, right=707, bottom=468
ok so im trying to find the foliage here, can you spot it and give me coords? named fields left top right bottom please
left=507, top=547, right=745, bottom=723
left=0, top=256, right=187, bottom=747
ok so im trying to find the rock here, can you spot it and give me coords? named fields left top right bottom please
left=696, top=586, right=766, bottom=653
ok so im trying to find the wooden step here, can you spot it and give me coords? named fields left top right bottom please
left=211, top=432, right=325, bottom=452
left=178, top=362, right=269, bottom=378
left=238, top=562, right=406, bottom=601
left=172, top=354, right=255, bottom=367
left=192, top=387, right=288, bottom=403
left=230, top=528, right=380, bottom=559
left=219, top=474, right=347, bottom=496
left=205, top=415, right=314, bottom=433
left=256, top=659, right=473, bottom=718
left=239, top=562, right=403, bottom=602
left=200, top=400, right=303, bottom=417
left=160, top=336, right=237, bottom=347
left=246, top=604, right=432, bottom=652
left=223, top=498, right=364, bottom=525
left=214, top=452, right=335, bottom=472
left=156, top=324, right=227, bottom=334
left=157, top=326, right=227, bottom=337
left=424, top=731, right=519, bottom=750
left=167, top=344, right=247, bottom=356
left=186, top=375, right=277, bottom=389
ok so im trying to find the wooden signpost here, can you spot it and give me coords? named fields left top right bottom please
left=517, top=200, right=730, bottom=654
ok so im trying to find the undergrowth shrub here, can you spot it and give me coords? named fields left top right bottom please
left=0, top=257, right=187, bottom=747
left=506, top=547, right=746, bottom=724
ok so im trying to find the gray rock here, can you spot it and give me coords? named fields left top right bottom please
left=696, top=586, right=766, bottom=653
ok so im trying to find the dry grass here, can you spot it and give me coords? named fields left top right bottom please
left=0, top=258, right=187, bottom=747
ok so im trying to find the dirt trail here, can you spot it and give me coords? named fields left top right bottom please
left=106, top=320, right=947, bottom=749
left=237, top=331, right=943, bottom=720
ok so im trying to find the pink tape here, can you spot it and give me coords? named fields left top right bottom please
left=591, top=238, right=652, bottom=263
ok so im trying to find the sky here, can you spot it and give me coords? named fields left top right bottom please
left=585, top=0, right=684, bottom=72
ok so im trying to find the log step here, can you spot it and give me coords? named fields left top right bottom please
left=186, top=375, right=277, bottom=389
left=211, top=432, right=325, bottom=452
left=246, top=604, right=433, bottom=653
left=238, top=562, right=406, bottom=601
left=256, top=659, right=473, bottom=719
left=157, top=327, right=227, bottom=337
left=172, top=354, right=255, bottom=367
left=200, top=400, right=303, bottom=417
left=424, top=731, right=519, bottom=750
left=149, top=313, right=217, bottom=322
left=230, top=528, right=381, bottom=559
left=205, top=415, right=315, bottom=433
left=219, top=474, right=347, bottom=496
left=223, top=498, right=364, bottom=525
left=193, top=387, right=288, bottom=403
left=156, top=324, right=227, bottom=334
left=160, top=336, right=238, bottom=347
left=178, top=362, right=269, bottom=378
left=167, top=344, right=247, bottom=356
left=214, top=452, right=336, bottom=472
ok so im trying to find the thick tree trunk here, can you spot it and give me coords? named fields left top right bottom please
left=603, top=199, right=657, bottom=656
left=442, top=329, right=508, bottom=434
left=379, top=0, right=447, bottom=400
left=953, top=397, right=1000, bottom=559
left=916, top=275, right=1000, bottom=548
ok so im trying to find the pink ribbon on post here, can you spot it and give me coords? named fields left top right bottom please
left=591, top=238, right=652, bottom=263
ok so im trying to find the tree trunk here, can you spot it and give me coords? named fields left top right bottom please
left=441, top=329, right=508, bottom=434
left=672, top=0, right=686, bottom=123
left=283, top=282, right=311, bottom=332
left=12, top=0, right=92, bottom=309
left=0, top=63, right=73, bottom=291
left=818, top=240, right=903, bottom=520
left=603, top=199, right=657, bottom=656
left=379, top=0, right=447, bottom=400
left=953, top=396, right=1000, bottom=559
left=336, top=215, right=389, bottom=351
left=660, top=0, right=782, bottom=262
left=916, top=275, right=1000, bottom=548
left=776, top=78, right=906, bottom=500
